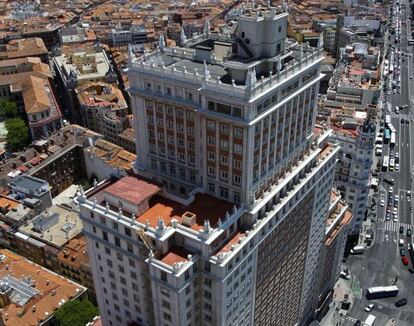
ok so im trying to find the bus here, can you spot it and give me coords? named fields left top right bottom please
left=390, top=132, right=396, bottom=147
left=382, top=155, right=389, bottom=171
left=388, top=123, right=396, bottom=133
left=366, top=286, right=399, bottom=299
left=365, top=314, right=376, bottom=326
left=389, top=158, right=395, bottom=171
left=385, top=115, right=391, bottom=124
left=384, top=129, right=391, bottom=143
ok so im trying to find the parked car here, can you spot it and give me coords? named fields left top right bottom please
left=365, top=304, right=374, bottom=312
left=395, top=298, right=408, bottom=307
left=407, top=229, right=411, bottom=237
left=339, top=271, right=351, bottom=280
left=400, top=248, right=406, bottom=256
left=402, top=256, right=409, bottom=265
left=400, top=225, right=404, bottom=234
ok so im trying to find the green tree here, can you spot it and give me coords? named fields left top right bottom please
left=5, top=118, right=29, bottom=152
left=55, top=298, right=99, bottom=326
left=0, top=100, right=17, bottom=119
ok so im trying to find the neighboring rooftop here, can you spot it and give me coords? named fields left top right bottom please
left=57, top=234, right=89, bottom=270
left=9, top=175, right=49, bottom=197
left=84, top=139, right=136, bottom=171
left=0, top=38, right=48, bottom=60
left=76, top=82, right=127, bottom=110
left=54, top=49, right=111, bottom=82
left=0, top=249, right=86, bottom=326
left=18, top=205, right=82, bottom=247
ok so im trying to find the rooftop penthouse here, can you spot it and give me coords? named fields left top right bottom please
left=129, top=3, right=324, bottom=101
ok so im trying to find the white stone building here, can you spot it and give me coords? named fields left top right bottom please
left=80, top=5, right=342, bottom=326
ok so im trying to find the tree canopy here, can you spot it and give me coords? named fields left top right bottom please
left=0, top=100, right=17, bottom=119
left=55, top=298, right=99, bottom=326
left=5, top=118, right=29, bottom=152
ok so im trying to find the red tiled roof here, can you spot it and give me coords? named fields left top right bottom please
left=161, top=247, right=189, bottom=266
left=104, top=176, right=160, bottom=205
left=29, top=156, right=42, bottom=165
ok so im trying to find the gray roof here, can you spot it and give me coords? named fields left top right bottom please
left=9, top=175, right=47, bottom=195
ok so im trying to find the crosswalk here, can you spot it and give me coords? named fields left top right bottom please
left=381, top=221, right=412, bottom=232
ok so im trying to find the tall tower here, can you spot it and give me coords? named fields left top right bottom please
left=80, top=5, right=340, bottom=326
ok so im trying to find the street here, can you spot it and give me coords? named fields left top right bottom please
left=331, top=0, right=414, bottom=324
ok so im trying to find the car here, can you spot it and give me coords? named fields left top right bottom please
left=365, top=303, right=374, bottom=312
left=408, top=268, right=414, bottom=274
left=402, top=256, right=409, bottom=265
left=395, top=298, right=408, bottom=307
left=395, top=195, right=399, bottom=202
left=354, top=320, right=361, bottom=326
left=394, top=216, right=398, bottom=223
left=396, top=151, right=399, bottom=158
left=395, top=163, right=399, bottom=171
left=389, top=186, right=394, bottom=193
left=393, top=207, right=398, bottom=215
left=400, top=248, right=406, bottom=256
left=380, top=199, right=385, bottom=207
left=339, top=271, right=351, bottom=280
left=400, top=225, right=404, bottom=234
left=407, top=229, right=412, bottom=237
left=387, top=207, right=392, bottom=213
left=407, top=191, right=411, bottom=197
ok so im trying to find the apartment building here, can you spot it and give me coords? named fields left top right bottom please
left=0, top=249, right=87, bottom=326
left=81, top=5, right=341, bottom=326
left=58, top=234, right=96, bottom=303
left=0, top=38, right=48, bottom=63
left=75, top=82, right=129, bottom=142
left=53, top=46, right=118, bottom=122
left=325, top=53, right=380, bottom=109
left=111, top=26, right=148, bottom=47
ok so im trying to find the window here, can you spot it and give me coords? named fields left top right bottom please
left=234, top=144, right=243, bottom=154
left=234, top=192, right=241, bottom=204
left=124, top=227, right=131, bottom=237
left=220, top=140, right=229, bottom=150
left=208, top=166, right=215, bottom=177
left=161, top=271, right=167, bottom=282
left=234, top=127, right=243, bottom=138
left=220, top=187, right=229, bottom=199
left=233, top=159, right=242, bottom=169
left=220, top=155, right=228, bottom=165
left=127, top=242, right=133, bottom=253
left=208, top=151, right=215, bottom=161
left=220, top=171, right=228, bottom=180
left=220, top=124, right=229, bottom=134
left=207, top=120, right=215, bottom=130
left=102, top=230, right=108, bottom=241
left=233, top=175, right=241, bottom=185
left=208, top=183, right=215, bottom=192
left=114, top=236, right=121, bottom=247
left=207, top=136, right=215, bottom=145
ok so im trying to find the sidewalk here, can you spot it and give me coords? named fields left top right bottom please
left=320, top=279, right=356, bottom=326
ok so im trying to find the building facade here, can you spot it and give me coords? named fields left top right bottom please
left=81, top=5, right=342, bottom=326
